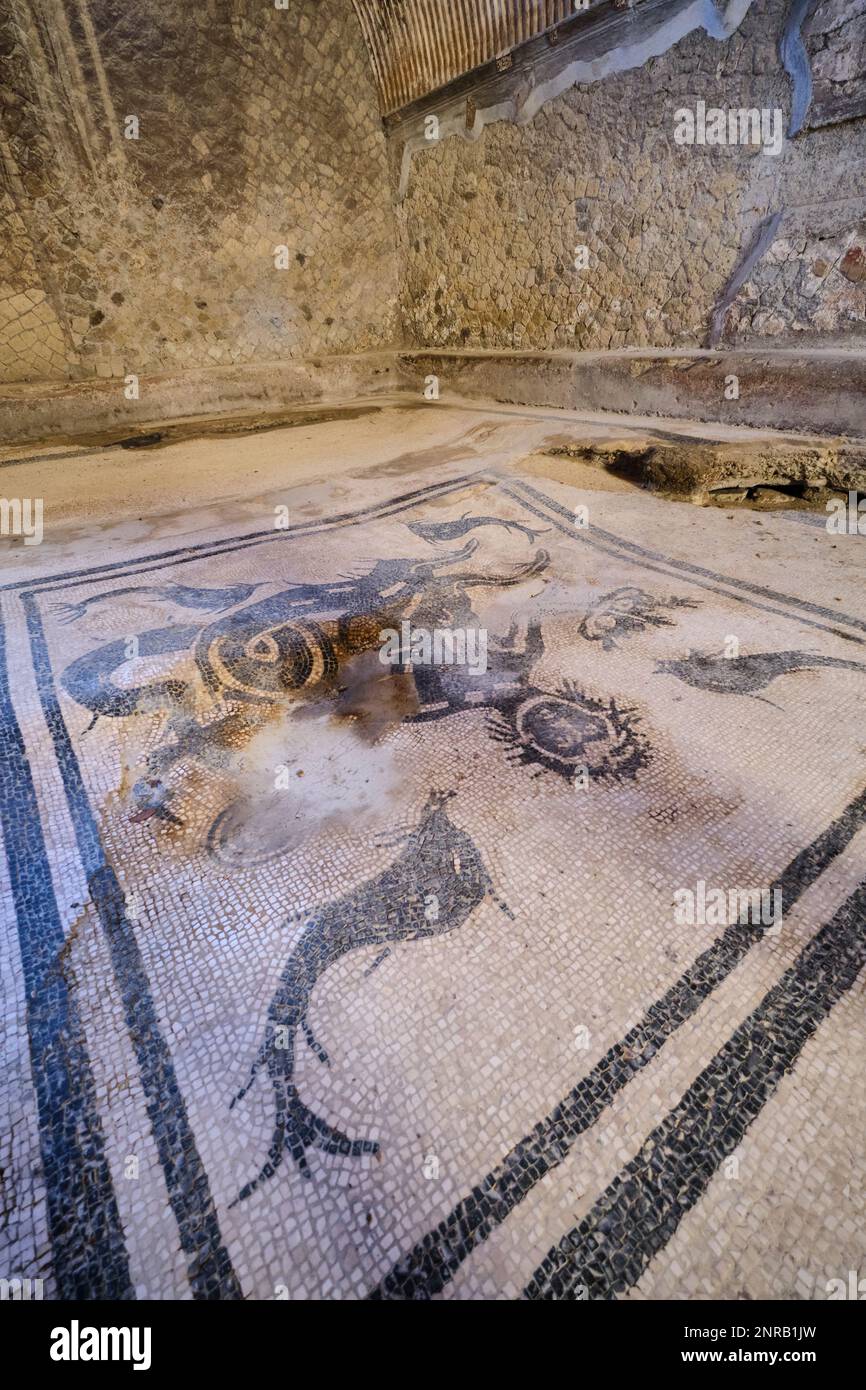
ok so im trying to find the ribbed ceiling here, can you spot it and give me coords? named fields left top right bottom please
left=352, top=0, right=578, bottom=115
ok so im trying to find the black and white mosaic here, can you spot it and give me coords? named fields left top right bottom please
left=2, top=461, right=864, bottom=1301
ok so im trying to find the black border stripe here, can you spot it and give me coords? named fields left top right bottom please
left=21, top=595, right=243, bottom=1300
left=8, top=470, right=866, bottom=647
left=501, top=479, right=866, bottom=646
left=1, top=473, right=487, bottom=595
left=369, top=784, right=866, bottom=1299
left=0, top=609, right=133, bottom=1298
left=525, top=874, right=866, bottom=1299
left=511, top=476, right=866, bottom=635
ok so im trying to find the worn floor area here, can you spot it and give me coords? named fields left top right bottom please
left=2, top=404, right=865, bottom=1300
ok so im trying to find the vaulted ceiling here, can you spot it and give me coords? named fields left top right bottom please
left=352, top=0, right=580, bottom=115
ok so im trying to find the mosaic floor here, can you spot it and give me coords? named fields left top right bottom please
left=2, top=405, right=865, bottom=1300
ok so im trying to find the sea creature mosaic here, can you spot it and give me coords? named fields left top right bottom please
left=2, top=466, right=864, bottom=1301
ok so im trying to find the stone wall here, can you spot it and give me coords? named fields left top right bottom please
left=726, top=0, right=866, bottom=343
left=0, top=0, right=399, bottom=385
left=394, top=0, right=866, bottom=351
left=3, top=0, right=863, bottom=397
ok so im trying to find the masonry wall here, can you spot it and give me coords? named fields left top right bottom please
left=394, top=0, right=866, bottom=352
left=3, top=0, right=863, bottom=396
left=0, top=0, right=399, bottom=385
